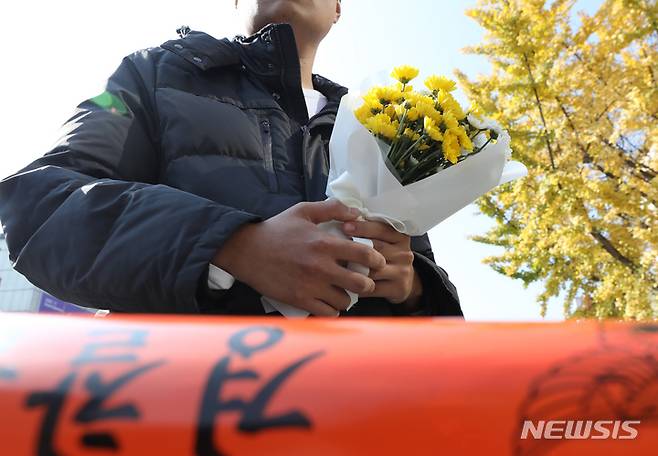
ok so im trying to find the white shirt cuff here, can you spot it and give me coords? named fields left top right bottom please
left=207, top=263, right=235, bottom=290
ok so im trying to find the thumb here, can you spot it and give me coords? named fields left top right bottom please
left=301, top=199, right=361, bottom=224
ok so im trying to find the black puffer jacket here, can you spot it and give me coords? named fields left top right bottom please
left=0, top=24, right=462, bottom=316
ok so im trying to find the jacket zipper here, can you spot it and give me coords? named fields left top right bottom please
left=301, top=125, right=310, bottom=201
left=260, top=119, right=278, bottom=192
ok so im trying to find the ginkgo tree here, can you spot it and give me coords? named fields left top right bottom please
left=456, top=0, right=657, bottom=319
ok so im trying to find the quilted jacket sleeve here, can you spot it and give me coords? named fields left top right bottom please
left=398, top=234, right=463, bottom=317
left=0, top=52, right=260, bottom=313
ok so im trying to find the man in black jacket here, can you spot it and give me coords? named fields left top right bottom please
left=0, top=0, right=462, bottom=317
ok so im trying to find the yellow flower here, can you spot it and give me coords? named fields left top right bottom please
left=391, top=65, right=419, bottom=84
left=362, top=93, right=383, bottom=111
left=385, top=104, right=397, bottom=119
left=437, top=89, right=457, bottom=104
left=365, top=113, right=398, bottom=140
left=354, top=103, right=373, bottom=124
left=424, top=117, right=444, bottom=142
left=404, top=128, right=421, bottom=141
left=442, top=130, right=461, bottom=164
left=373, top=86, right=403, bottom=104
left=406, top=107, right=420, bottom=122
left=413, top=92, right=444, bottom=122
left=438, top=90, right=466, bottom=120
left=446, top=102, right=466, bottom=120
left=456, top=128, right=474, bottom=151
left=442, top=111, right=460, bottom=130
left=426, top=108, right=443, bottom=125
left=405, top=92, right=434, bottom=107
left=425, top=75, right=457, bottom=93
left=414, top=98, right=442, bottom=124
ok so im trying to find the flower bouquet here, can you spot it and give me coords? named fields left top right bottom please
left=263, top=66, right=527, bottom=317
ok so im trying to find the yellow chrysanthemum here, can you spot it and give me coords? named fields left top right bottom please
left=438, top=89, right=457, bottom=104
left=445, top=101, right=466, bottom=120
left=365, top=113, right=398, bottom=140
left=404, top=128, right=421, bottom=141
left=456, top=128, right=474, bottom=151
left=406, top=107, right=420, bottom=122
left=426, top=108, right=443, bottom=125
left=405, top=92, right=435, bottom=107
left=372, top=86, right=403, bottom=105
left=442, top=130, right=461, bottom=164
left=385, top=104, right=397, bottom=119
left=391, top=65, right=420, bottom=84
left=362, top=93, right=383, bottom=112
left=425, top=75, right=457, bottom=93
left=414, top=99, right=442, bottom=124
left=423, top=117, right=443, bottom=142
left=438, top=90, right=466, bottom=120
left=354, top=103, right=373, bottom=124
left=442, top=111, right=459, bottom=130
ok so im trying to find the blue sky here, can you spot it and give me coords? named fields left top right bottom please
left=1, top=0, right=602, bottom=320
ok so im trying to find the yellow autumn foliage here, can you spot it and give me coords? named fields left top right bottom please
left=458, top=0, right=657, bottom=319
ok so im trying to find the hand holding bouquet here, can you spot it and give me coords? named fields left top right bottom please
left=263, top=66, right=527, bottom=317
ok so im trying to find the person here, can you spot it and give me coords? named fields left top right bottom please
left=0, top=0, right=462, bottom=317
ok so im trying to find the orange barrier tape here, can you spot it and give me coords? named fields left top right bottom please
left=1, top=313, right=657, bottom=455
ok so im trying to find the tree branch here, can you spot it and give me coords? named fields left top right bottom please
left=522, top=52, right=557, bottom=170
left=641, top=47, right=656, bottom=88
left=589, top=229, right=637, bottom=271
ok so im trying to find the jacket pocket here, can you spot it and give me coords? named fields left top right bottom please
left=259, top=118, right=279, bottom=192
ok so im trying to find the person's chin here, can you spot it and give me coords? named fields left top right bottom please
left=254, top=13, right=298, bottom=32
left=263, top=0, right=307, bottom=20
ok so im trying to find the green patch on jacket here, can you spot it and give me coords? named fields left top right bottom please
left=89, top=91, right=129, bottom=116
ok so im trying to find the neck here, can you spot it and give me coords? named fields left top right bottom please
left=297, top=41, right=318, bottom=89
